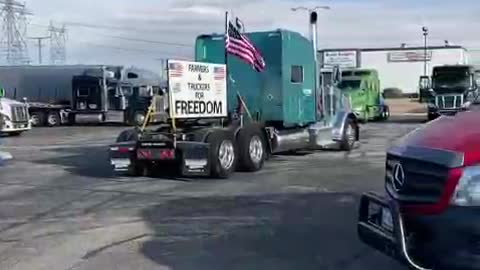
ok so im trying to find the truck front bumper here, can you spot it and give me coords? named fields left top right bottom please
left=110, top=141, right=211, bottom=177
left=358, top=192, right=480, bottom=270
left=1, top=121, right=31, bottom=132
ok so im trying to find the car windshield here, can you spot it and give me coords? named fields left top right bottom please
left=338, top=80, right=361, bottom=90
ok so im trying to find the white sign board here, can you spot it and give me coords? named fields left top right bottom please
left=168, top=60, right=227, bottom=119
left=387, top=50, right=433, bottom=62
left=323, top=50, right=358, bottom=68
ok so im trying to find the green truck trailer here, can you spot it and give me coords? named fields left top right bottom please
left=339, top=69, right=389, bottom=122
left=108, top=12, right=361, bottom=178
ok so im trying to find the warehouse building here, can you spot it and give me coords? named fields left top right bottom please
left=319, top=45, right=468, bottom=96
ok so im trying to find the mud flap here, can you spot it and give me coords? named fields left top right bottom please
left=177, top=142, right=210, bottom=177
left=109, top=141, right=136, bottom=172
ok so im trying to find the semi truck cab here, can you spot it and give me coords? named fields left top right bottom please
left=0, top=89, right=30, bottom=135
left=423, top=65, right=480, bottom=120
left=338, top=69, right=389, bottom=122
left=357, top=101, right=480, bottom=270
left=71, top=67, right=165, bottom=125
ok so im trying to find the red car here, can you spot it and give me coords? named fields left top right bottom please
left=358, top=107, right=480, bottom=270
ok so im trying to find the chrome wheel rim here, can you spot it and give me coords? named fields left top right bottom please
left=47, top=114, right=58, bottom=126
left=219, top=140, right=235, bottom=170
left=30, top=115, right=40, bottom=126
left=249, top=135, right=263, bottom=164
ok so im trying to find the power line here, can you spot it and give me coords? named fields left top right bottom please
left=75, top=40, right=191, bottom=58
left=30, top=22, right=193, bottom=48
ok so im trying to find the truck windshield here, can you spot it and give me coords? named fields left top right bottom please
left=432, top=69, right=470, bottom=89
left=338, top=80, right=361, bottom=90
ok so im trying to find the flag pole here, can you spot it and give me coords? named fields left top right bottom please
left=224, top=11, right=229, bottom=66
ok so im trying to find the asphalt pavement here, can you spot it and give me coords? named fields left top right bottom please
left=0, top=116, right=425, bottom=270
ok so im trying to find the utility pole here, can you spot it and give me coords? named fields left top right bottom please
left=422, top=26, right=429, bottom=76
left=0, top=0, right=32, bottom=65
left=29, top=36, right=49, bottom=64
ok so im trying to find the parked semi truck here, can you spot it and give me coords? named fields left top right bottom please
left=0, top=65, right=113, bottom=127
left=0, top=65, right=164, bottom=127
left=0, top=88, right=30, bottom=136
left=419, top=64, right=480, bottom=120
left=70, top=66, right=166, bottom=125
left=357, top=97, right=480, bottom=270
left=109, top=12, right=360, bottom=178
left=339, top=68, right=389, bottom=122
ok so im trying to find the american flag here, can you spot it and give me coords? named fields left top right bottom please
left=168, top=62, right=183, bottom=77
left=226, top=21, right=265, bottom=72
left=214, top=66, right=226, bottom=80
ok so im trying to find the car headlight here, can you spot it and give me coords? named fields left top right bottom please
left=2, top=114, right=10, bottom=121
left=451, top=166, right=480, bottom=206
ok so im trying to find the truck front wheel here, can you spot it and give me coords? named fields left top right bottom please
left=207, top=130, right=236, bottom=179
left=237, top=125, right=266, bottom=172
left=340, top=118, right=358, bottom=151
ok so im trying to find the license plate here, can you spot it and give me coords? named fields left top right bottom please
left=111, top=158, right=130, bottom=168
left=381, top=207, right=394, bottom=232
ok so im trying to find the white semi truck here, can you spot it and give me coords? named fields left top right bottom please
left=0, top=88, right=30, bottom=136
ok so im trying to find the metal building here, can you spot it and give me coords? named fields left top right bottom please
left=319, top=46, right=468, bottom=95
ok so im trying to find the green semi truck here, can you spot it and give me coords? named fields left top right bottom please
left=108, top=12, right=361, bottom=178
left=339, top=69, right=389, bottom=122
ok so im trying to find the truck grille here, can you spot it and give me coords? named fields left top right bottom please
left=385, top=154, right=450, bottom=204
left=11, top=105, right=28, bottom=122
left=435, top=94, right=463, bottom=109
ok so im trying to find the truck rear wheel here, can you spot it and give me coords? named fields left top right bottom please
left=46, top=111, right=61, bottom=127
left=30, top=111, right=45, bottom=127
left=207, top=130, right=236, bottom=179
left=237, top=125, right=266, bottom=172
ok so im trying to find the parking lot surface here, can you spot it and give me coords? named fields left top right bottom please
left=0, top=117, right=424, bottom=270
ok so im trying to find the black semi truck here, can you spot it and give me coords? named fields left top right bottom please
left=420, top=65, right=480, bottom=120
left=0, top=65, right=165, bottom=127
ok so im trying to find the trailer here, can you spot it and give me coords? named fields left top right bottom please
left=108, top=12, right=360, bottom=179
left=0, top=65, right=118, bottom=127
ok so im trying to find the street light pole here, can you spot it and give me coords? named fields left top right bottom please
left=291, top=5, right=330, bottom=119
left=422, top=26, right=429, bottom=76
left=291, top=5, right=330, bottom=48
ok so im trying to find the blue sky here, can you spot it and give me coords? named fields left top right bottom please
left=22, top=0, right=480, bottom=70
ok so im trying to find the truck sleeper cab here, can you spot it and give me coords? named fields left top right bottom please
left=71, top=67, right=166, bottom=125
left=110, top=15, right=360, bottom=179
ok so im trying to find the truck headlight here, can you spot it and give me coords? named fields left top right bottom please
left=2, top=114, right=10, bottom=121
left=451, top=166, right=480, bottom=206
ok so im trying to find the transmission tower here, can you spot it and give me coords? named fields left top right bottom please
left=49, top=21, right=66, bottom=65
left=0, top=0, right=31, bottom=65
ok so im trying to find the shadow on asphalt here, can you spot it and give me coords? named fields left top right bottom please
left=140, top=192, right=405, bottom=270
left=31, top=146, right=196, bottom=181
left=32, top=146, right=115, bottom=178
